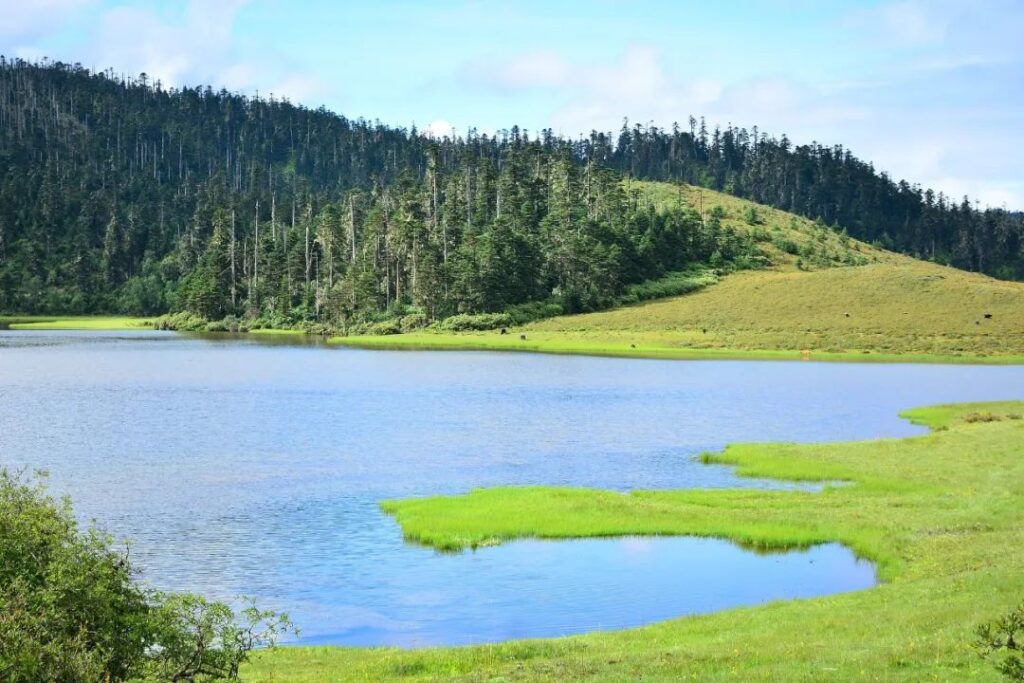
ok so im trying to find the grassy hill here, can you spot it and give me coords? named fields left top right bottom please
left=336, top=182, right=1024, bottom=362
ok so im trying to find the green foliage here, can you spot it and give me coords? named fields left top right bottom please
left=0, top=470, right=149, bottom=681
left=142, top=595, right=293, bottom=682
left=437, top=312, right=513, bottom=331
left=10, top=59, right=1018, bottom=331
left=152, top=312, right=208, bottom=332
left=505, top=301, right=565, bottom=326
left=615, top=268, right=719, bottom=305
left=0, top=470, right=292, bottom=682
left=975, top=603, right=1024, bottom=681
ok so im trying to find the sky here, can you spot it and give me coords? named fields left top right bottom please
left=2, top=0, right=1023, bottom=209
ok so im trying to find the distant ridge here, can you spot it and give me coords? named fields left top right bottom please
left=1, top=58, right=1020, bottom=325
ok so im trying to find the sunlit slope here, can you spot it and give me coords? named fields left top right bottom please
left=527, top=261, right=1024, bottom=356
left=523, top=182, right=1024, bottom=357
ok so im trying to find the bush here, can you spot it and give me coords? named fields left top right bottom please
left=152, top=312, right=207, bottom=331
left=363, top=320, right=402, bottom=336
left=0, top=470, right=292, bottom=682
left=505, top=301, right=564, bottom=326
left=399, top=312, right=429, bottom=332
left=773, top=237, right=801, bottom=255
left=437, top=312, right=513, bottom=331
left=975, top=603, right=1024, bottom=680
left=618, top=269, right=719, bottom=305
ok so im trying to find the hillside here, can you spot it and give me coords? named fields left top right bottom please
left=1, top=59, right=1022, bottom=327
left=339, top=184, right=1024, bottom=361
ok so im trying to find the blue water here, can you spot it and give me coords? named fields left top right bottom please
left=1, top=330, right=1021, bottom=645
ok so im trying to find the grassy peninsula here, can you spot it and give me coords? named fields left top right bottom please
left=247, top=401, right=1024, bottom=681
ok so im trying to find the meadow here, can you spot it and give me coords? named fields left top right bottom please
left=333, top=183, right=1024, bottom=363
left=247, top=401, right=1024, bottom=681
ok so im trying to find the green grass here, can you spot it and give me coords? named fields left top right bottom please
left=330, top=329, right=1024, bottom=365
left=0, top=315, right=154, bottom=330
left=247, top=401, right=1024, bottom=681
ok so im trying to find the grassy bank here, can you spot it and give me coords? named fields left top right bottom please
left=330, top=328, right=1024, bottom=365
left=331, top=256, right=1024, bottom=364
left=0, top=315, right=154, bottom=330
left=247, top=401, right=1024, bottom=681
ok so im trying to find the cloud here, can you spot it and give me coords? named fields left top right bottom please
left=423, top=119, right=455, bottom=138
left=0, top=0, right=96, bottom=41
left=1, top=0, right=330, bottom=105
left=476, top=41, right=1024, bottom=209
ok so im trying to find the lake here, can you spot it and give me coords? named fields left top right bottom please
left=2, top=330, right=1022, bottom=645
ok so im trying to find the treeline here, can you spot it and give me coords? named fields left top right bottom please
left=602, top=119, right=1024, bottom=279
left=0, top=58, right=757, bottom=325
left=0, top=59, right=1020, bottom=325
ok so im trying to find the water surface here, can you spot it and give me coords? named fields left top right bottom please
left=2, top=331, right=1021, bottom=645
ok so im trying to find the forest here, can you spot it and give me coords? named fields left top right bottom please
left=1, top=58, right=1021, bottom=328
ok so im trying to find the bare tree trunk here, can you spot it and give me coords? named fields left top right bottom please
left=230, top=209, right=236, bottom=308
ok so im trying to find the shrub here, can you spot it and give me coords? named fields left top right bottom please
left=975, top=603, right=1024, bottom=681
left=964, top=412, right=1004, bottom=423
left=619, top=269, right=719, bottom=305
left=363, top=320, right=402, bottom=336
left=0, top=470, right=292, bottom=682
left=506, top=301, right=564, bottom=326
left=152, top=312, right=207, bottom=332
left=773, top=237, right=801, bottom=255
left=399, top=312, right=429, bottom=332
left=437, top=312, right=513, bottom=331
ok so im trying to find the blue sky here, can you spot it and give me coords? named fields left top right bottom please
left=2, top=0, right=1022, bottom=208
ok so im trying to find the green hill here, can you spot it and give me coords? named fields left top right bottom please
left=337, top=182, right=1024, bottom=362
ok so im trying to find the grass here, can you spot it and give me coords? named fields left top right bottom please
left=0, top=315, right=154, bottom=330
left=247, top=401, right=1024, bottom=681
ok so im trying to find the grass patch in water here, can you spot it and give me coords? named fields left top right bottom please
left=247, top=401, right=1024, bottom=681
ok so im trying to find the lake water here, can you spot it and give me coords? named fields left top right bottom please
left=2, top=330, right=1022, bottom=645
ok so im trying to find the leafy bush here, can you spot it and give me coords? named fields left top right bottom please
left=362, top=320, right=402, bottom=336
left=505, top=301, right=564, bottom=326
left=617, top=268, right=719, bottom=305
left=152, top=312, right=208, bottom=331
left=773, top=237, right=801, bottom=255
left=0, top=470, right=292, bottom=682
left=399, top=313, right=429, bottom=332
left=437, top=312, right=513, bottom=331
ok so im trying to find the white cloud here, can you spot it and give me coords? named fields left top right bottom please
left=0, top=0, right=95, bottom=41
left=423, top=119, right=455, bottom=138
left=476, top=42, right=1024, bottom=209
left=1, top=0, right=329, bottom=105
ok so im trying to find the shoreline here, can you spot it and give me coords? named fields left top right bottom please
left=4, top=316, right=1023, bottom=365
left=246, top=400, right=1024, bottom=680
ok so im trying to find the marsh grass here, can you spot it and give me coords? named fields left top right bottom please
left=0, top=315, right=154, bottom=330
left=248, top=401, right=1024, bottom=681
